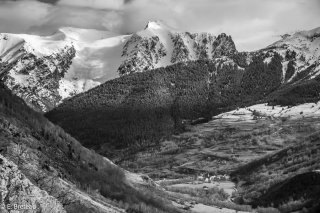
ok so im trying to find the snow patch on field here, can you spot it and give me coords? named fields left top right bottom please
left=192, top=203, right=249, bottom=213
left=215, top=102, right=320, bottom=120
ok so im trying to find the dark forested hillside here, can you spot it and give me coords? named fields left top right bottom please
left=230, top=129, right=320, bottom=212
left=0, top=83, right=181, bottom=213
left=46, top=54, right=302, bottom=159
left=46, top=61, right=215, bottom=157
left=267, top=76, right=320, bottom=106
left=240, top=53, right=283, bottom=101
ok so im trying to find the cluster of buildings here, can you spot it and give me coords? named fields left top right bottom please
left=196, top=173, right=230, bottom=182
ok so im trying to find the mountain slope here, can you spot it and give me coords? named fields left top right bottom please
left=259, top=27, right=320, bottom=83
left=0, top=84, right=181, bottom=213
left=0, top=155, right=66, bottom=213
left=230, top=127, right=320, bottom=212
left=0, top=28, right=129, bottom=112
left=46, top=61, right=213, bottom=157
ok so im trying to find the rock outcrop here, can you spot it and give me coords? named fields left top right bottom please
left=0, top=155, right=66, bottom=213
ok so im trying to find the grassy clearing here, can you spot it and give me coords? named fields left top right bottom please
left=165, top=185, right=229, bottom=201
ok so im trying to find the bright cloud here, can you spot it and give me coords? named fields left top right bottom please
left=0, top=0, right=319, bottom=51
left=57, top=0, right=125, bottom=10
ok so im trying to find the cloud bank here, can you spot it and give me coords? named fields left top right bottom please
left=0, top=0, right=319, bottom=51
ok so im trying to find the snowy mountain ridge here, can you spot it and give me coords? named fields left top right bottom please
left=0, top=32, right=76, bottom=111
left=119, top=20, right=237, bottom=75
left=261, top=27, right=320, bottom=83
left=0, top=22, right=238, bottom=111
left=0, top=28, right=129, bottom=111
left=0, top=22, right=319, bottom=112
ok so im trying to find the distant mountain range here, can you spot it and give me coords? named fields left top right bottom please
left=0, top=21, right=319, bottom=112
left=0, top=21, right=235, bottom=112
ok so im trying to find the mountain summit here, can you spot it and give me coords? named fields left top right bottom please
left=144, top=20, right=174, bottom=30
left=119, top=21, right=237, bottom=75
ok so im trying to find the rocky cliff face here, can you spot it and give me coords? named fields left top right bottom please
left=258, top=27, right=320, bottom=83
left=118, top=34, right=167, bottom=75
left=0, top=35, right=76, bottom=112
left=118, top=21, right=238, bottom=75
left=0, top=29, right=128, bottom=112
left=0, top=155, right=66, bottom=213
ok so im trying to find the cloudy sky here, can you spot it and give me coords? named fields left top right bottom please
left=0, top=0, right=319, bottom=51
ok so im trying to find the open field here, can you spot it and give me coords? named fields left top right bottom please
left=192, top=204, right=249, bottom=213
left=119, top=104, right=320, bottom=178
left=117, top=103, right=320, bottom=212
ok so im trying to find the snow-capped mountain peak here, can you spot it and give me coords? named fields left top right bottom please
left=0, top=28, right=130, bottom=112
left=262, top=27, right=320, bottom=83
left=118, top=20, right=237, bottom=75
left=144, top=20, right=172, bottom=31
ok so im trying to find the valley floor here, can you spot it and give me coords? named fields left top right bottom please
left=117, top=102, right=320, bottom=213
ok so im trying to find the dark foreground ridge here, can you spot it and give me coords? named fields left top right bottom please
left=0, top=83, right=182, bottom=213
